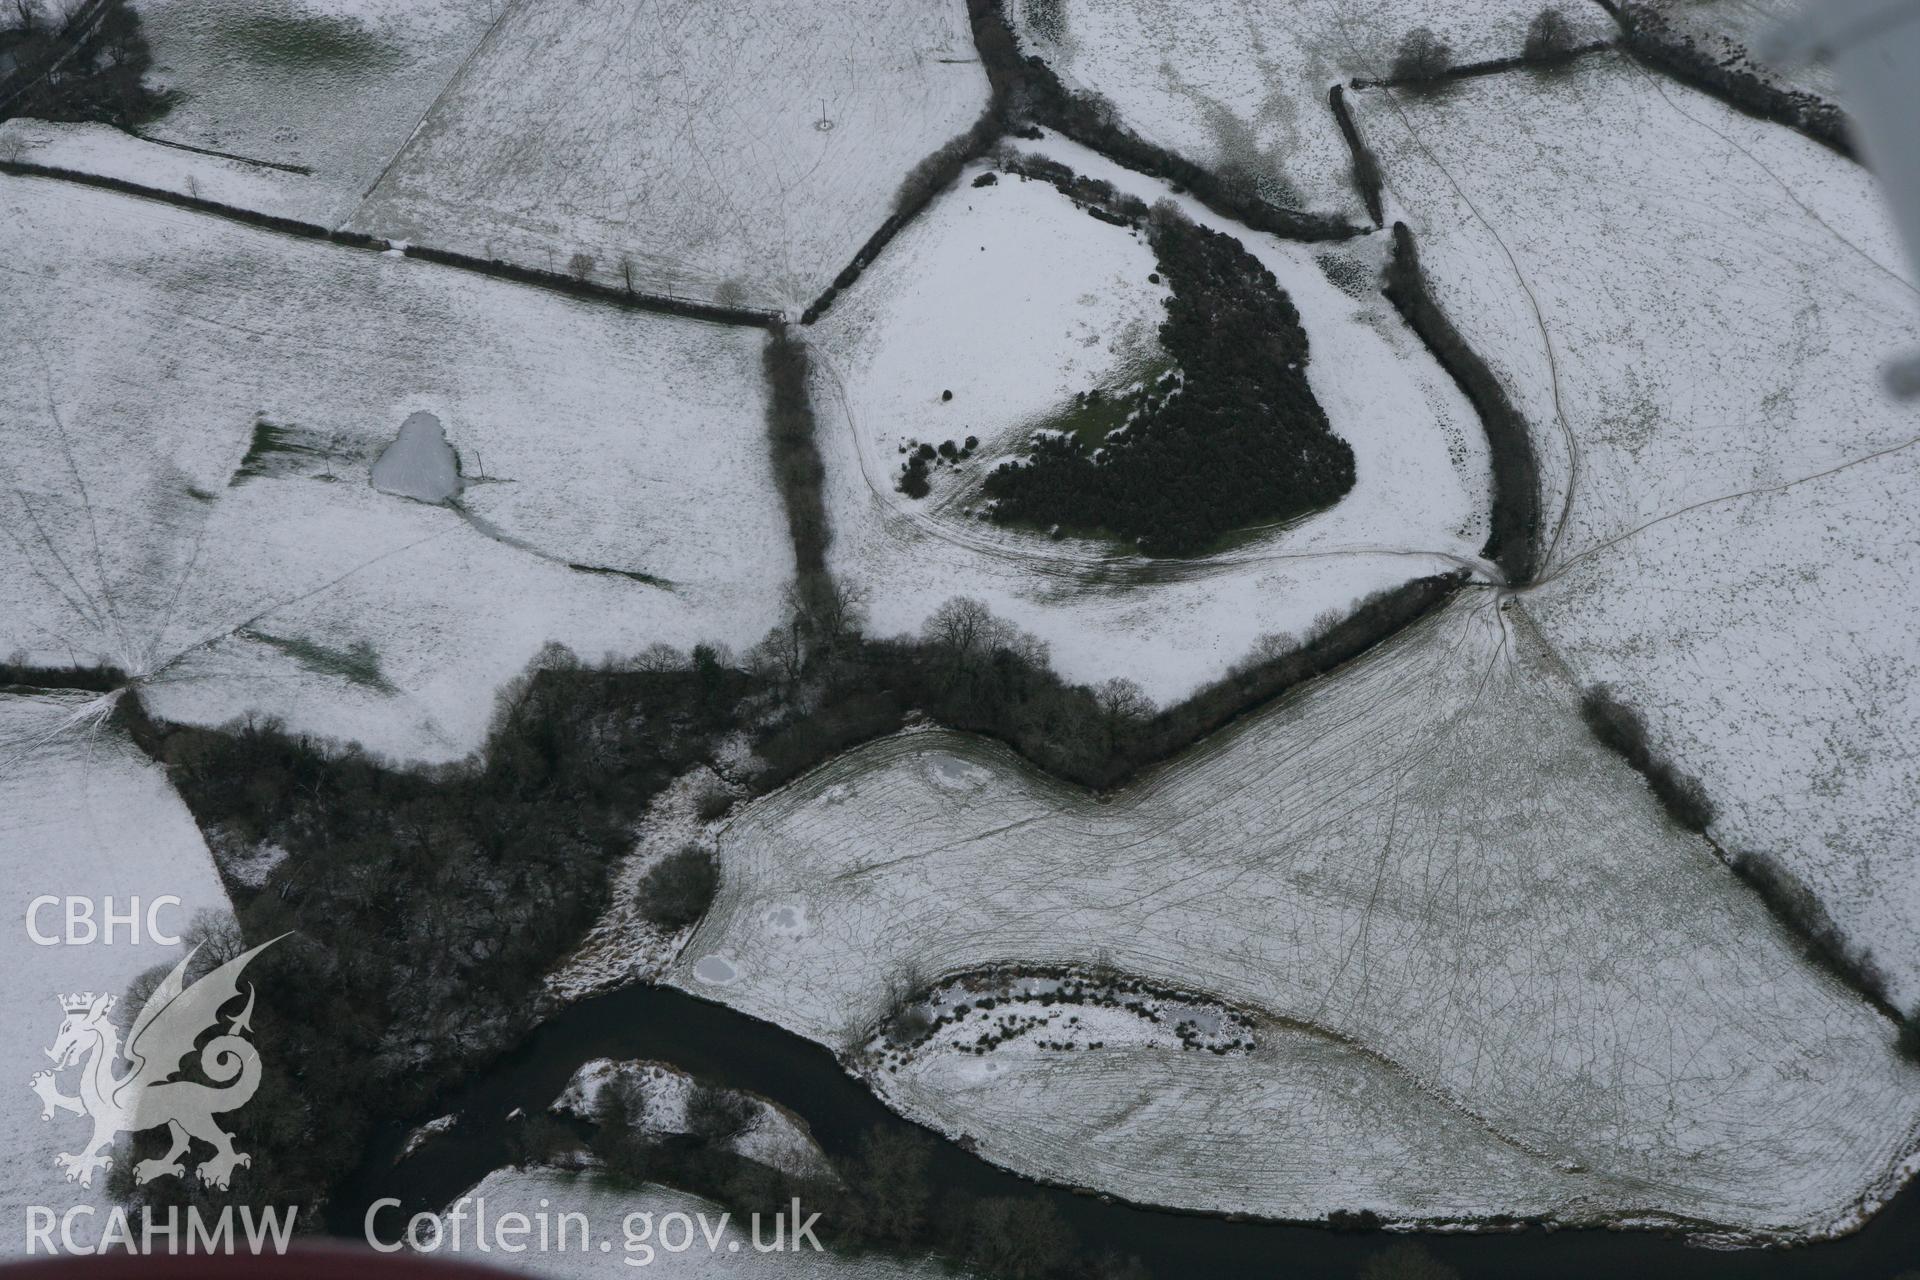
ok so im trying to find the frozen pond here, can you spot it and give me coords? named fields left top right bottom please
left=370, top=410, right=461, bottom=503
left=691, top=953, right=737, bottom=985
left=927, top=751, right=993, bottom=791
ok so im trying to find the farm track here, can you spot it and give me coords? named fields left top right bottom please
left=344, top=0, right=531, bottom=211
left=812, top=343, right=1498, bottom=593
left=1330, top=84, right=1581, bottom=575
left=1533, top=429, right=1920, bottom=589
left=1341, top=43, right=1920, bottom=1020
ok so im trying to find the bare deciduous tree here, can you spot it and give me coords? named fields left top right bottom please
left=180, top=908, right=246, bottom=981
left=684, top=1082, right=754, bottom=1145
left=1095, top=676, right=1152, bottom=726
left=786, top=579, right=866, bottom=653
left=1524, top=7, right=1578, bottom=64
left=592, top=1075, right=650, bottom=1181
left=632, top=642, right=687, bottom=673
left=746, top=622, right=806, bottom=689
left=923, top=596, right=1001, bottom=686
left=1391, top=27, right=1454, bottom=88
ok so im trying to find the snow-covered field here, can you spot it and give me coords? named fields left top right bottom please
left=127, top=0, right=506, bottom=223
left=671, top=594, right=1920, bottom=1234
left=0, top=174, right=788, bottom=762
left=20, top=1, right=986, bottom=310
left=808, top=132, right=1490, bottom=705
left=422, top=1168, right=957, bottom=1278
left=1350, top=54, right=1920, bottom=1007
left=0, top=118, right=335, bottom=219
left=343, top=0, right=990, bottom=311
left=1009, top=0, right=1613, bottom=222
left=8, top=0, right=1916, bottom=1249
left=0, top=692, right=231, bottom=1253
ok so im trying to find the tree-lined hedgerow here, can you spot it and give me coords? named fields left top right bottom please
left=1524, top=8, right=1582, bottom=65
left=753, top=575, right=1461, bottom=792
left=998, top=148, right=1149, bottom=223
left=0, top=655, right=125, bottom=690
left=1328, top=86, right=1384, bottom=227
left=764, top=327, right=833, bottom=613
left=0, top=159, right=774, bottom=327
left=0, top=0, right=167, bottom=125
left=804, top=0, right=1370, bottom=325
left=963, top=0, right=1363, bottom=243
left=1351, top=10, right=1611, bottom=92
left=1577, top=684, right=1714, bottom=832
left=984, top=201, right=1355, bottom=556
left=1603, top=1, right=1850, bottom=157
left=1391, top=27, right=1455, bottom=88
left=893, top=108, right=1004, bottom=216
left=1380, top=222, right=1540, bottom=584
left=1727, top=847, right=1902, bottom=1027
left=802, top=109, right=1002, bottom=323
left=1574, top=686, right=1917, bottom=1051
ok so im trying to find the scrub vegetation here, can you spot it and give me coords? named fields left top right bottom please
left=108, top=648, right=758, bottom=1224
left=636, top=846, right=720, bottom=932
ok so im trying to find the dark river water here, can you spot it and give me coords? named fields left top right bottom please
left=332, top=985, right=1919, bottom=1279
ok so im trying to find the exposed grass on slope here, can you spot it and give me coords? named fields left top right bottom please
left=237, top=628, right=397, bottom=694
left=228, top=419, right=340, bottom=484
left=214, top=8, right=396, bottom=70
left=1044, top=354, right=1175, bottom=450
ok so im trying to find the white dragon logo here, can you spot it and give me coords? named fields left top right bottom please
left=30, top=936, right=282, bottom=1190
